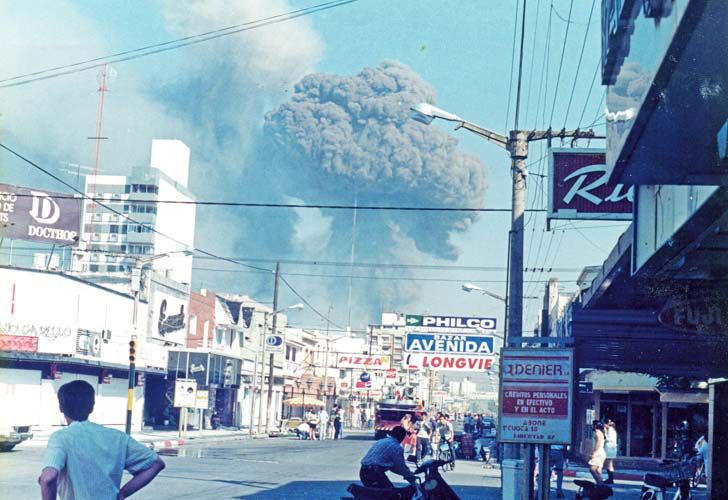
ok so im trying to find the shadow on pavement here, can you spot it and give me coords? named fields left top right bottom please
left=236, top=480, right=499, bottom=499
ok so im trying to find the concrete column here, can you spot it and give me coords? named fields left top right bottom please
left=661, top=403, right=668, bottom=459
left=708, top=381, right=728, bottom=499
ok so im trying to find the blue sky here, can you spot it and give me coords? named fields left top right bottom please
left=0, top=0, right=628, bottom=344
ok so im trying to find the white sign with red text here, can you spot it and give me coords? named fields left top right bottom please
left=498, top=348, right=574, bottom=444
left=336, top=354, right=391, bottom=369
left=403, top=353, right=495, bottom=372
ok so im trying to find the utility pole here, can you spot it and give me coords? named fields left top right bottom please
left=323, top=306, right=332, bottom=410
left=264, top=262, right=280, bottom=433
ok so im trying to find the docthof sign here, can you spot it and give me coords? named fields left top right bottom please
left=499, top=348, right=574, bottom=444
left=548, top=148, right=633, bottom=221
left=0, top=183, right=82, bottom=245
left=336, top=355, right=391, bottom=369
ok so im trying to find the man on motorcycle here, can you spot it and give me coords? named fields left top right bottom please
left=360, top=426, right=417, bottom=489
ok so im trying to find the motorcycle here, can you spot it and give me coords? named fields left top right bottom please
left=345, top=458, right=459, bottom=500
left=573, top=480, right=613, bottom=500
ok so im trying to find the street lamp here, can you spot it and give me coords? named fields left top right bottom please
left=126, top=248, right=193, bottom=435
left=260, top=302, right=304, bottom=434
left=462, top=283, right=539, bottom=302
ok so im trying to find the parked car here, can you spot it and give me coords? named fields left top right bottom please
left=0, top=423, right=33, bottom=451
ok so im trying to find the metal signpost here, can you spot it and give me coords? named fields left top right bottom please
left=174, top=378, right=198, bottom=438
left=498, top=348, right=574, bottom=500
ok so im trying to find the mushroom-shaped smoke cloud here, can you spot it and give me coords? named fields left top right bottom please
left=264, top=60, right=488, bottom=260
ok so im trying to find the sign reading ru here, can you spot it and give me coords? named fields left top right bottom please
left=405, top=314, right=496, bottom=330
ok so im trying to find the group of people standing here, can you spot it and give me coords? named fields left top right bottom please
left=398, top=411, right=455, bottom=464
left=297, top=405, right=344, bottom=440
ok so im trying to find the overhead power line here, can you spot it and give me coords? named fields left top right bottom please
left=0, top=0, right=359, bottom=89
left=12, top=194, right=547, bottom=213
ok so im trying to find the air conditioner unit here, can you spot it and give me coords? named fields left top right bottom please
left=101, top=330, right=112, bottom=342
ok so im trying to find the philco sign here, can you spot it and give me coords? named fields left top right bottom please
left=0, top=184, right=82, bottom=245
left=405, top=314, right=496, bottom=330
left=548, top=149, right=633, bottom=222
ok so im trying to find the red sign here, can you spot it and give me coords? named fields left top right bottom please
left=386, top=369, right=397, bottom=379
left=501, top=388, right=569, bottom=418
left=548, top=148, right=633, bottom=221
left=0, top=335, right=38, bottom=352
left=336, top=355, right=391, bottom=369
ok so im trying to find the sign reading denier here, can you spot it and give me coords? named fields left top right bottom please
left=0, top=183, right=82, bottom=245
left=499, top=348, right=574, bottom=444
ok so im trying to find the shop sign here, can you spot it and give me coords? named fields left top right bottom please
left=195, top=389, right=209, bottom=410
left=404, top=353, right=495, bottom=372
left=173, top=378, right=197, bottom=408
left=264, top=334, right=284, bottom=353
left=405, top=332, right=494, bottom=354
left=499, top=348, right=574, bottom=444
left=548, top=149, right=633, bottom=222
left=150, top=286, right=188, bottom=345
left=0, top=322, right=76, bottom=355
left=578, top=382, right=594, bottom=394
left=658, top=298, right=725, bottom=334
left=0, top=334, right=38, bottom=352
left=386, top=369, right=397, bottom=379
left=336, top=355, right=391, bottom=369
left=136, top=373, right=145, bottom=388
left=405, top=314, right=496, bottom=330
left=0, top=183, right=82, bottom=245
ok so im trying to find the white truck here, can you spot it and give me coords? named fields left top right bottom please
left=0, top=421, right=33, bottom=451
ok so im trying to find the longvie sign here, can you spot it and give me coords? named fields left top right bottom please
left=548, top=148, right=633, bottom=221
left=404, top=353, right=495, bottom=372
left=499, top=348, right=574, bottom=444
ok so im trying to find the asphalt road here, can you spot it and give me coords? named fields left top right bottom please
left=0, top=434, right=708, bottom=499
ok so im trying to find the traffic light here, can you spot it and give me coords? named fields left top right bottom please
left=129, top=339, right=136, bottom=364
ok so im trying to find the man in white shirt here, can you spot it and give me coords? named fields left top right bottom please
left=318, top=408, right=330, bottom=440
left=38, top=380, right=165, bottom=500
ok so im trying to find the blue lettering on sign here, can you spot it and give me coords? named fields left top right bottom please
left=404, top=333, right=494, bottom=354
left=266, top=335, right=283, bottom=347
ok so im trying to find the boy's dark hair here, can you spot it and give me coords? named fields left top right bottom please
left=58, top=380, right=95, bottom=421
left=389, top=426, right=408, bottom=442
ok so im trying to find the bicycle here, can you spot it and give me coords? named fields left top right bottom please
left=639, top=460, right=695, bottom=500
left=437, top=442, right=455, bottom=471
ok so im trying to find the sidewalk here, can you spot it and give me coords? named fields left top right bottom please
left=18, top=427, right=255, bottom=450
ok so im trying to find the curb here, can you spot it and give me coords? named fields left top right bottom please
left=563, top=469, right=643, bottom=482
left=145, top=432, right=251, bottom=450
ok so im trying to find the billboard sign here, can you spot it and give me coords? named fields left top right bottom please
left=404, top=353, right=495, bottom=372
left=0, top=322, right=76, bottom=355
left=548, top=149, right=633, bottom=221
left=0, top=183, right=82, bottom=245
left=499, top=348, right=574, bottom=444
left=405, top=314, right=496, bottom=331
left=336, top=354, right=391, bottom=369
left=405, top=332, right=494, bottom=355
left=150, top=286, right=189, bottom=345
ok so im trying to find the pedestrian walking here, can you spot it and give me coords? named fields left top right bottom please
left=318, top=407, right=329, bottom=441
left=549, top=444, right=567, bottom=498
left=38, top=380, right=165, bottom=500
left=604, top=418, right=618, bottom=484
left=415, top=412, right=432, bottom=463
left=360, top=407, right=367, bottom=430
left=588, top=420, right=607, bottom=484
left=305, top=408, right=318, bottom=440
left=333, top=406, right=343, bottom=440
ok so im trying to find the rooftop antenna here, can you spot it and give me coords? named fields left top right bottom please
left=86, top=65, right=115, bottom=214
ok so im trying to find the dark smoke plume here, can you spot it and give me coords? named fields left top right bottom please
left=264, top=60, right=487, bottom=261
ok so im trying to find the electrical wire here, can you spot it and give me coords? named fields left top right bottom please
left=562, top=0, right=596, bottom=128
left=504, top=0, right=522, bottom=132
left=11, top=194, right=548, bottom=213
left=548, top=0, right=575, bottom=126
left=577, top=57, right=602, bottom=128
left=279, top=275, right=346, bottom=331
left=523, top=0, right=543, bottom=127
left=0, top=0, right=359, bottom=89
left=513, top=0, right=529, bottom=131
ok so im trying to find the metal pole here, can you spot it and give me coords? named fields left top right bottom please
left=265, top=262, right=280, bottom=432
left=323, top=306, right=331, bottom=410
left=257, top=313, right=267, bottom=435
left=125, top=287, right=139, bottom=435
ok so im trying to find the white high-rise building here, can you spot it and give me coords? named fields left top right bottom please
left=75, top=140, right=195, bottom=285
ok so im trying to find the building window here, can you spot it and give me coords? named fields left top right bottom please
left=89, top=264, right=99, bottom=272
left=107, top=265, right=117, bottom=272
left=109, top=225, right=119, bottom=234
